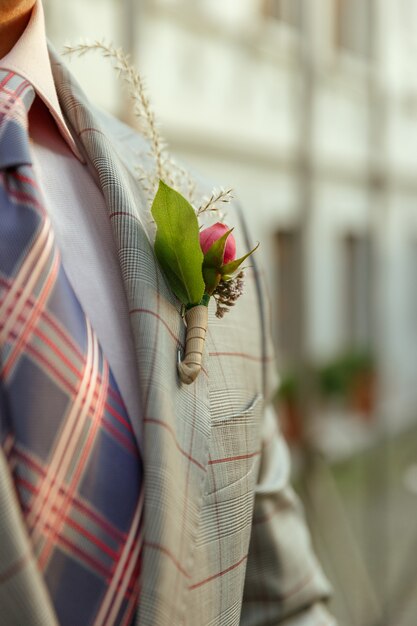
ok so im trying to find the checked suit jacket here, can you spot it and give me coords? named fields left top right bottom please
left=0, top=47, right=336, bottom=626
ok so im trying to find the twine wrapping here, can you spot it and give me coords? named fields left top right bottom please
left=178, top=305, right=208, bottom=384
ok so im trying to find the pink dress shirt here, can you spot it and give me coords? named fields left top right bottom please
left=0, top=0, right=142, bottom=428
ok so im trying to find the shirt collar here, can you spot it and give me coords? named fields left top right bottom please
left=0, top=0, right=83, bottom=161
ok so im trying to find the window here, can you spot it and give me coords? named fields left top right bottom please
left=263, top=0, right=303, bottom=29
left=275, top=229, right=303, bottom=361
left=343, top=233, right=373, bottom=349
left=334, top=0, right=373, bottom=58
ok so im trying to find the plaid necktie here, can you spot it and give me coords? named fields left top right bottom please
left=0, top=70, right=143, bottom=626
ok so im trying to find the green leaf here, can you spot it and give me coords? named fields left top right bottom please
left=202, top=266, right=222, bottom=295
left=220, top=242, right=260, bottom=276
left=203, top=229, right=234, bottom=269
left=151, top=180, right=205, bottom=306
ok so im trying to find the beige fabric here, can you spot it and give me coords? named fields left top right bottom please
left=0, top=47, right=336, bottom=625
left=178, top=305, right=208, bottom=384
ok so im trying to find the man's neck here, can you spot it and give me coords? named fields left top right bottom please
left=0, top=1, right=36, bottom=59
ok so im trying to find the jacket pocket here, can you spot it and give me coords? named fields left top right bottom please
left=204, top=392, right=263, bottom=497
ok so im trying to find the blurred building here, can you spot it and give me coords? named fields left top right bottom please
left=44, top=0, right=417, bottom=445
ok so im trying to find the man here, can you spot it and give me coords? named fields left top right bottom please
left=0, top=0, right=336, bottom=624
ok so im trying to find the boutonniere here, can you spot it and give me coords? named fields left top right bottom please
left=64, top=41, right=258, bottom=384
left=151, top=182, right=258, bottom=383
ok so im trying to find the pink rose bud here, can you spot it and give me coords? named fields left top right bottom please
left=199, top=222, right=236, bottom=265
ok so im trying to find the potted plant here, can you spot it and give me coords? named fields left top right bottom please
left=318, top=350, right=375, bottom=421
left=345, top=351, right=375, bottom=420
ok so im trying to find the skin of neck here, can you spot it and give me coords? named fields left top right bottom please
left=0, top=0, right=36, bottom=59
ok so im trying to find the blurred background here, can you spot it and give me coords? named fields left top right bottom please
left=43, top=1, right=417, bottom=624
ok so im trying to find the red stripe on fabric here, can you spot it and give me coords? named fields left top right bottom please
left=13, top=448, right=127, bottom=541
left=31, top=343, right=102, bottom=539
left=6, top=326, right=132, bottom=439
left=37, top=354, right=109, bottom=569
left=91, top=520, right=143, bottom=625
left=57, top=362, right=111, bottom=540
left=15, top=474, right=37, bottom=495
left=16, top=338, right=77, bottom=394
left=9, top=447, right=46, bottom=476
left=0, top=75, right=30, bottom=104
left=0, top=277, right=85, bottom=362
left=16, top=478, right=120, bottom=562
left=17, top=81, right=31, bottom=95
left=0, top=551, right=32, bottom=584
left=92, top=490, right=143, bottom=623
left=2, top=252, right=60, bottom=377
left=15, top=474, right=123, bottom=561
left=206, top=451, right=224, bottom=608
left=109, top=211, right=141, bottom=224
left=144, top=417, right=206, bottom=472
left=2, top=330, right=80, bottom=410
left=2, top=245, right=58, bottom=362
left=4, top=180, right=44, bottom=212
left=209, top=351, right=275, bottom=363
left=0, top=236, right=48, bottom=336
left=120, top=579, right=141, bottom=626
left=5, top=328, right=81, bottom=398
left=110, top=520, right=143, bottom=603
left=58, top=513, right=119, bottom=560
left=70, top=495, right=127, bottom=543
left=3, top=289, right=126, bottom=404
left=144, top=542, right=190, bottom=578
left=108, top=384, right=123, bottom=403
left=129, top=308, right=209, bottom=377
left=2, top=276, right=134, bottom=439
left=129, top=308, right=181, bottom=345
left=53, top=533, right=113, bottom=579
left=105, top=387, right=137, bottom=433
left=2, top=325, right=79, bottom=390
left=27, top=335, right=129, bottom=438
left=11, top=447, right=127, bottom=542
left=18, top=504, right=139, bottom=601
left=173, top=381, right=198, bottom=601
left=189, top=554, right=248, bottom=590
left=0, top=71, right=13, bottom=87
left=104, top=399, right=134, bottom=435
left=13, top=171, right=38, bottom=186
left=102, top=417, right=138, bottom=455
left=208, top=450, right=260, bottom=465
left=0, top=78, right=31, bottom=129
left=35, top=305, right=83, bottom=361
left=32, top=324, right=81, bottom=377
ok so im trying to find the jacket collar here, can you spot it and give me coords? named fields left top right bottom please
left=0, top=0, right=82, bottom=161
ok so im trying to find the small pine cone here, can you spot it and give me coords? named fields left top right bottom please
left=213, top=271, right=245, bottom=318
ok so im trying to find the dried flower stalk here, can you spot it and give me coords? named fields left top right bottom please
left=197, top=188, right=233, bottom=218
left=63, top=41, right=230, bottom=218
left=63, top=40, right=167, bottom=184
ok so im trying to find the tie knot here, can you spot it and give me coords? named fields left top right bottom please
left=0, top=70, right=35, bottom=169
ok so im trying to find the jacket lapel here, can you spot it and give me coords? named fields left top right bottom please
left=50, top=49, right=211, bottom=625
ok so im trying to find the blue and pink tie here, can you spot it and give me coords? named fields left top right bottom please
left=0, top=70, right=143, bottom=626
